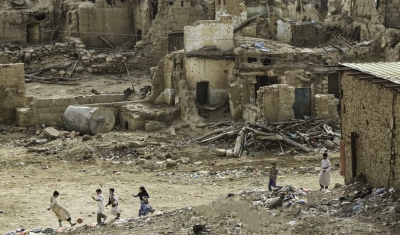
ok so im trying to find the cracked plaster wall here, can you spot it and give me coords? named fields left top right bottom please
left=185, top=57, right=235, bottom=105
left=184, top=16, right=234, bottom=52
left=341, top=73, right=400, bottom=189
left=0, top=63, right=26, bottom=124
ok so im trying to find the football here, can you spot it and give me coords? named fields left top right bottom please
left=77, top=217, right=83, bottom=224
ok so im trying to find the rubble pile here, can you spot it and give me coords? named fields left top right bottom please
left=0, top=38, right=140, bottom=78
left=194, top=117, right=341, bottom=157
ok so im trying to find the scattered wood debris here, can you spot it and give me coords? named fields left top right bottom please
left=191, top=117, right=341, bottom=157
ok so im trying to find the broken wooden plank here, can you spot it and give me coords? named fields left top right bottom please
left=98, top=35, right=114, bottom=49
left=198, top=129, right=240, bottom=144
left=233, top=127, right=246, bottom=157
left=68, top=60, right=79, bottom=78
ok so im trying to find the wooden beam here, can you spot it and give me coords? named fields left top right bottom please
left=369, top=79, right=386, bottom=83
left=385, top=84, right=400, bottom=88
left=347, top=72, right=365, bottom=76
left=324, top=65, right=342, bottom=67
left=358, top=76, right=376, bottom=80
left=336, top=68, right=355, bottom=71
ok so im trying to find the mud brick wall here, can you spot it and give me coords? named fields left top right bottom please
left=0, top=63, right=26, bottom=124
left=291, top=23, right=326, bottom=47
left=341, top=73, right=400, bottom=189
left=314, top=94, right=339, bottom=122
left=257, top=84, right=295, bottom=122
left=17, top=94, right=126, bottom=127
left=386, top=0, right=400, bottom=28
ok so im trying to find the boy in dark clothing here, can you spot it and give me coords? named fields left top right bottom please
left=268, top=162, right=280, bottom=192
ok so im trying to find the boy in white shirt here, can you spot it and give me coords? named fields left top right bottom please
left=92, top=189, right=107, bottom=225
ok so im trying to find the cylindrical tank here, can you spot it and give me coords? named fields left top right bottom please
left=63, top=106, right=115, bottom=135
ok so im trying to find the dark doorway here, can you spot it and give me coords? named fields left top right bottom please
left=255, top=76, right=278, bottom=100
left=293, top=88, right=312, bottom=119
left=351, top=132, right=357, bottom=178
left=328, top=73, right=341, bottom=112
left=125, top=121, right=129, bottom=130
left=27, top=24, right=40, bottom=44
left=353, top=26, right=361, bottom=42
left=196, top=81, right=209, bottom=104
left=151, top=0, right=158, bottom=19
left=137, top=30, right=142, bottom=41
left=168, top=32, right=184, bottom=53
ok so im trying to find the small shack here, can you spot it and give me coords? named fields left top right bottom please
left=339, top=62, right=400, bottom=189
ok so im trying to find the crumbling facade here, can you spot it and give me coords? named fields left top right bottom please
left=340, top=62, right=400, bottom=189
left=0, top=63, right=26, bottom=124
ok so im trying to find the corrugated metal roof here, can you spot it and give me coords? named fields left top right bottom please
left=340, top=62, right=400, bottom=85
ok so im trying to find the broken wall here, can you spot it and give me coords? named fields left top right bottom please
left=184, top=16, right=234, bottom=53
left=17, top=94, right=126, bottom=127
left=386, top=0, right=400, bottom=28
left=0, top=63, right=26, bottom=124
left=314, top=94, right=339, bottom=122
left=0, top=9, right=53, bottom=44
left=257, top=84, right=295, bottom=122
left=77, top=1, right=133, bottom=47
left=352, top=0, right=387, bottom=40
left=215, top=0, right=247, bottom=27
left=132, top=0, right=153, bottom=37
left=185, top=57, right=235, bottom=105
left=138, top=0, right=211, bottom=66
left=269, top=0, right=326, bottom=22
left=341, top=72, right=400, bottom=189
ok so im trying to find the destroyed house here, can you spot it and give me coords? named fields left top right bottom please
left=339, top=62, right=400, bottom=189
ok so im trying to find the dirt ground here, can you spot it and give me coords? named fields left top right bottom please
left=1, top=74, right=397, bottom=235
left=0, top=118, right=343, bottom=233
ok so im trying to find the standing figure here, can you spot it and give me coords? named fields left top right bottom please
left=47, top=191, right=76, bottom=227
left=92, top=189, right=107, bottom=225
left=268, top=162, right=280, bottom=192
left=319, top=152, right=332, bottom=190
left=132, top=186, right=155, bottom=217
left=105, top=188, right=120, bottom=219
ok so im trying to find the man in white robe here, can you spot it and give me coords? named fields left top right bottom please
left=319, top=152, right=332, bottom=190
left=47, top=191, right=76, bottom=227
left=92, top=189, right=107, bottom=225
left=105, top=188, right=121, bottom=219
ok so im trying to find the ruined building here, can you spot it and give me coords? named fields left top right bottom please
left=2, top=0, right=400, bottom=133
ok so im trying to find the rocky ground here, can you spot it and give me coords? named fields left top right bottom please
left=1, top=72, right=399, bottom=235
left=1, top=121, right=399, bottom=235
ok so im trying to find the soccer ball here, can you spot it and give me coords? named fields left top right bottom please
left=77, top=217, right=83, bottom=224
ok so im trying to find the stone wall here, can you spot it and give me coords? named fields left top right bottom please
left=352, top=0, right=387, bottom=40
left=386, top=0, right=400, bottom=28
left=16, top=94, right=126, bottom=127
left=184, top=16, right=234, bottom=53
left=77, top=1, right=133, bottom=47
left=0, top=8, right=53, bottom=44
left=138, top=0, right=211, bottom=65
left=0, top=63, right=26, bottom=124
left=314, top=94, right=339, bottom=122
left=215, top=0, right=247, bottom=28
left=341, top=72, right=400, bottom=189
left=291, top=22, right=326, bottom=47
left=257, top=84, right=295, bottom=122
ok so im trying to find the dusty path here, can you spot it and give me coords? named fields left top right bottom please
left=0, top=134, right=342, bottom=232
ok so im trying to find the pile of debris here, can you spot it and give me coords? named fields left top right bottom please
left=237, top=185, right=310, bottom=210
left=192, top=117, right=340, bottom=157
